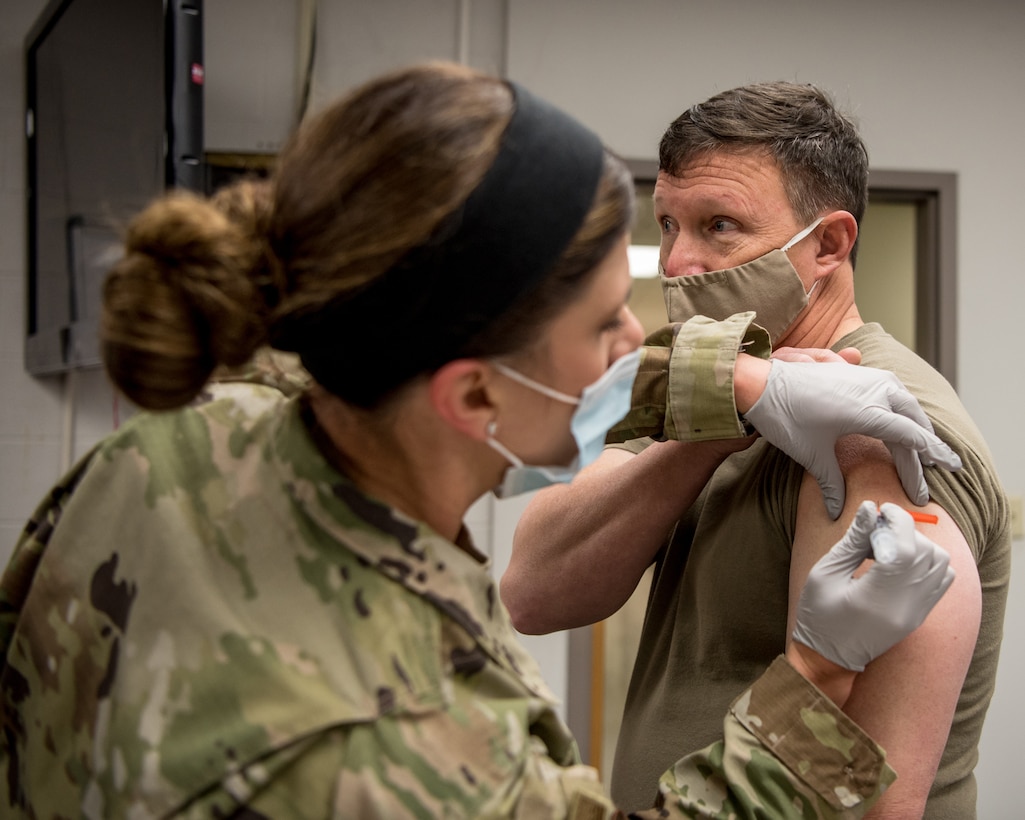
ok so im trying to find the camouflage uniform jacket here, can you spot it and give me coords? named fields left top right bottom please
left=1, top=373, right=892, bottom=818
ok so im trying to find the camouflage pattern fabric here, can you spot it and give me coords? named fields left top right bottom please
left=1, top=380, right=890, bottom=818
left=607, top=313, right=771, bottom=444
left=209, top=347, right=312, bottom=396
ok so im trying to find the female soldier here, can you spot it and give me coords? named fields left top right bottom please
left=0, top=62, right=952, bottom=818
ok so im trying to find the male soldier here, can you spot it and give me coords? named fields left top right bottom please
left=503, top=81, right=1011, bottom=818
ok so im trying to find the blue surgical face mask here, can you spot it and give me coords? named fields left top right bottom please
left=486, top=348, right=642, bottom=498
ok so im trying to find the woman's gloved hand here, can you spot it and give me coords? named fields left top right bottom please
left=743, top=360, right=962, bottom=519
left=791, top=501, right=955, bottom=672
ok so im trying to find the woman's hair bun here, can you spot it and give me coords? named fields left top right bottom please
left=101, top=186, right=272, bottom=410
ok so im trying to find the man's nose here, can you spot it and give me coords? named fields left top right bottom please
left=660, top=238, right=708, bottom=278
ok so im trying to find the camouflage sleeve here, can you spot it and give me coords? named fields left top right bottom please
left=606, top=312, right=771, bottom=444
left=0, top=447, right=97, bottom=653
left=629, top=656, right=895, bottom=819
left=164, top=704, right=619, bottom=820
left=172, top=657, right=891, bottom=820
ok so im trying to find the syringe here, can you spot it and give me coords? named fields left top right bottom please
left=870, top=508, right=940, bottom=564
left=870, top=514, right=899, bottom=563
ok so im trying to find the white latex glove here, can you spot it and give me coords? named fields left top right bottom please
left=743, top=359, right=962, bottom=519
left=792, top=501, right=955, bottom=671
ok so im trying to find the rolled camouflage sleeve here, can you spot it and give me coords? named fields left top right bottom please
left=628, top=656, right=895, bottom=820
left=606, top=312, right=771, bottom=444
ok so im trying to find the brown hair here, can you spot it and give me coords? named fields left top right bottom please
left=658, top=81, right=869, bottom=263
left=101, top=62, right=633, bottom=410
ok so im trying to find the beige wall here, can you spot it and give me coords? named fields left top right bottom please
left=856, top=201, right=918, bottom=348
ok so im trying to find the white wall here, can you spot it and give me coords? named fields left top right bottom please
left=2, top=0, right=1021, bottom=815
left=203, top=0, right=301, bottom=153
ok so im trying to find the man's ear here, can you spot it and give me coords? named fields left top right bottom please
left=428, top=359, right=497, bottom=441
left=815, top=210, right=858, bottom=276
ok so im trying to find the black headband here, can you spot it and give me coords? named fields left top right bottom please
left=270, top=82, right=606, bottom=405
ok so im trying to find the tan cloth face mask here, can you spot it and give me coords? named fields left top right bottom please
left=660, top=219, right=822, bottom=345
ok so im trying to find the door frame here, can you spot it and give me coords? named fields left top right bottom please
left=868, top=169, right=958, bottom=388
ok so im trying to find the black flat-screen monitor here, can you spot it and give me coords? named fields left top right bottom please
left=24, top=0, right=204, bottom=375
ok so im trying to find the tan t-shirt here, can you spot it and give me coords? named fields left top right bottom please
left=610, top=323, right=1011, bottom=820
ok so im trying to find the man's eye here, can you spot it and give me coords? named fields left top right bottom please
left=660, top=217, right=673, bottom=232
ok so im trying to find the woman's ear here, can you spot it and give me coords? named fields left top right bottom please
left=428, top=359, right=497, bottom=441
left=815, top=210, right=859, bottom=276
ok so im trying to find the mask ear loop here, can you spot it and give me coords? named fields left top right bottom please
left=485, top=420, right=525, bottom=467
left=492, top=363, right=580, bottom=405
left=781, top=216, right=825, bottom=252
left=782, top=216, right=826, bottom=297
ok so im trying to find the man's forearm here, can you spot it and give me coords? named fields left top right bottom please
left=734, top=353, right=771, bottom=414
left=785, top=642, right=856, bottom=707
left=503, top=438, right=739, bottom=634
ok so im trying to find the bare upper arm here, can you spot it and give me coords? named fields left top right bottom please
left=787, top=435, right=980, bottom=818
